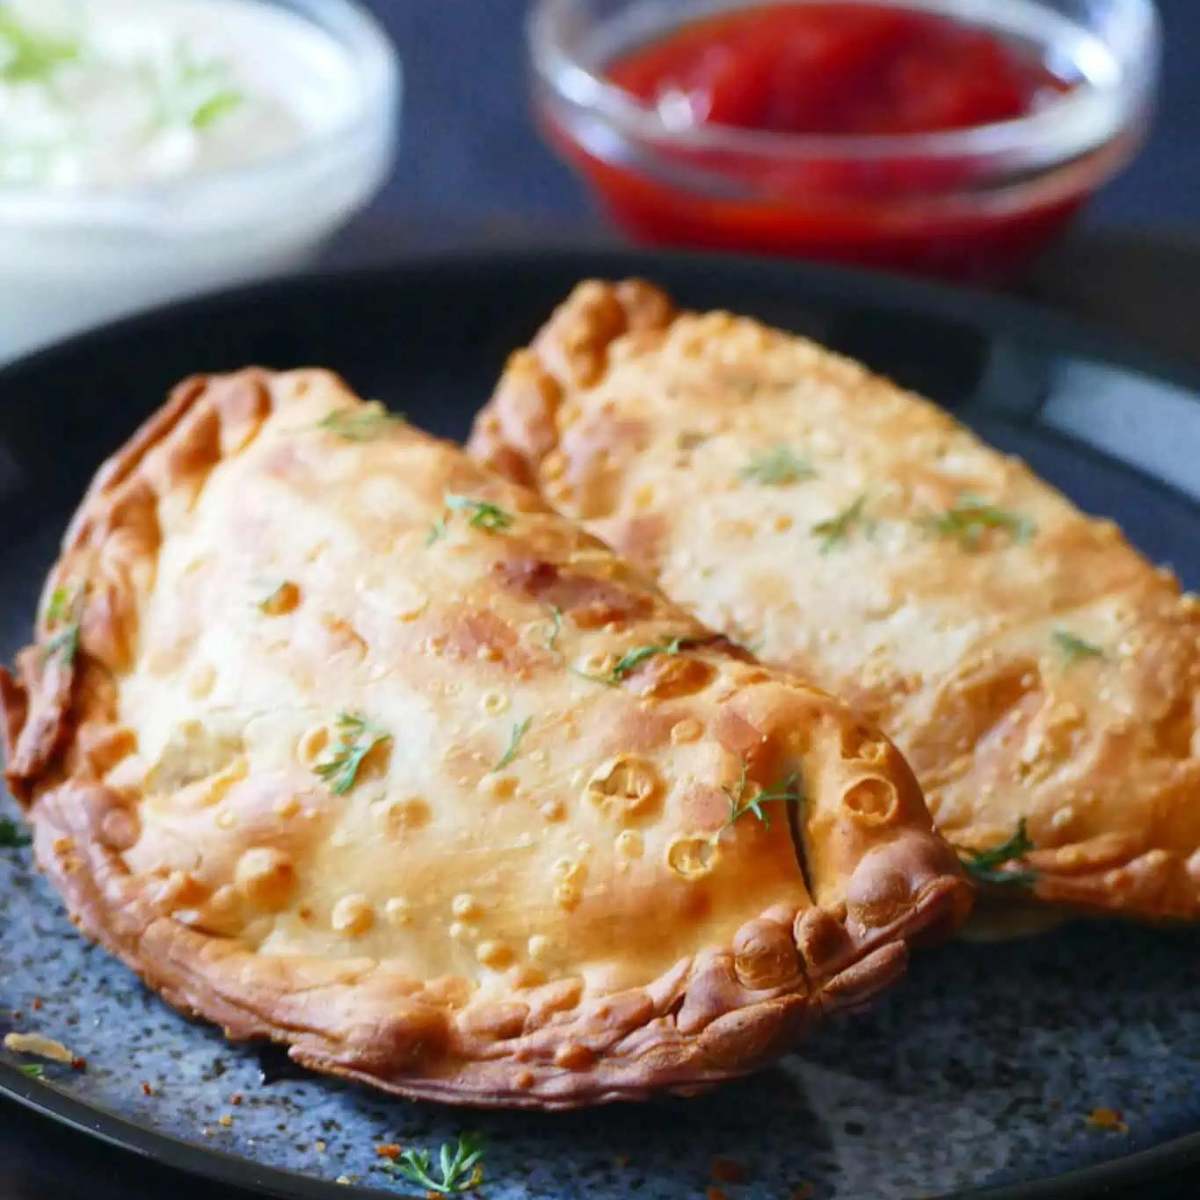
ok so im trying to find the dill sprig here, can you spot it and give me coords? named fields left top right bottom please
left=722, top=761, right=804, bottom=830
left=958, top=819, right=1038, bottom=887
left=382, top=1133, right=485, bottom=1195
left=444, top=493, right=513, bottom=533
left=0, top=817, right=31, bottom=849
left=574, top=636, right=697, bottom=686
left=426, top=494, right=514, bottom=544
left=924, top=494, right=1035, bottom=550
left=494, top=717, right=531, bottom=770
left=812, top=495, right=868, bottom=554
left=426, top=516, right=448, bottom=545
left=738, top=446, right=815, bottom=486
left=317, top=403, right=405, bottom=442
left=42, top=583, right=84, bottom=666
left=313, top=713, right=391, bottom=795
left=1052, top=630, right=1105, bottom=664
left=542, top=605, right=563, bottom=653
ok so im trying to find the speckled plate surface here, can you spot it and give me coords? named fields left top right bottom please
left=3, top=250, right=1200, bottom=1200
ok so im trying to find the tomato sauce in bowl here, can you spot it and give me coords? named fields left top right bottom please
left=530, top=0, right=1159, bottom=282
left=607, top=4, right=1069, bottom=137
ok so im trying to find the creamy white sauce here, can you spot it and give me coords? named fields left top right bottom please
left=0, top=0, right=359, bottom=189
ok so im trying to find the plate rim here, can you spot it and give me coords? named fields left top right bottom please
left=3, top=244, right=1199, bottom=1200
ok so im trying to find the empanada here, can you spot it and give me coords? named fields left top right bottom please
left=1, top=368, right=968, bottom=1108
left=471, top=280, right=1200, bottom=922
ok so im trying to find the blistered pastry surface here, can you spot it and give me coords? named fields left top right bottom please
left=1, top=368, right=968, bottom=1106
left=470, top=280, right=1200, bottom=920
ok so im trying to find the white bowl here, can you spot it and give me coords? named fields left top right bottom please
left=0, top=0, right=400, bottom=362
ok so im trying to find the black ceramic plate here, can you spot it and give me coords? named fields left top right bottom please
left=3, top=250, right=1200, bottom=1200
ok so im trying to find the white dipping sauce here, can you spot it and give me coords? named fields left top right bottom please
left=0, top=0, right=396, bottom=361
left=0, top=0, right=358, bottom=189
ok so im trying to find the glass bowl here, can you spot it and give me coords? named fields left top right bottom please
left=529, top=0, right=1160, bottom=283
left=0, top=0, right=399, bottom=362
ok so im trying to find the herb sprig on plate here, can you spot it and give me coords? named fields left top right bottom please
left=381, top=1133, right=485, bottom=1195
left=0, top=817, right=31, bottom=849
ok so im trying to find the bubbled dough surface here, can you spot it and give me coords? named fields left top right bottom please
left=472, top=280, right=1200, bottom=918
left=110, top=372, right=813, bottom=1001
left=5, top=365, right=970, bottom=1105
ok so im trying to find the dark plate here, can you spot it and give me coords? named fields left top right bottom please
left=2, top=249, right=1200, bottom=1200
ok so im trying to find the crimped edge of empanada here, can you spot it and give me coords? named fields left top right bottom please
left=2, top=368, right=971, bottom=1107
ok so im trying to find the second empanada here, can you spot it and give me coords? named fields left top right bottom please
left=471, top=280, right=1200, bottom=922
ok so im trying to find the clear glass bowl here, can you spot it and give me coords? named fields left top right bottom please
left=0, top=0, right=400, bottom=362
left=529, top=0, right=1160, bottom=282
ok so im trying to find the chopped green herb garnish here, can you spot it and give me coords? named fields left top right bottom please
left=190, top=88, right=243, bottom=129
left=924, top=494, right=1035, bottom=550
left=42, top=583, right=84, bottom=666
left=812, top=495, right=868, bottom=554
left=152, top=44, right=245, bottom=132
left=44, top=586, right=73, bottom=625
left=44, top=623, right=80, bottom=666
left=609, top=638, right=688, bottom=680
left=1052, top=630, right=1105, bottom=664
left=382, top=1133, right=485, bottom=1195
left=317, top=403, right=404, bottom=442
left=444, top=493, right=513, bottom=533
left=18, top=1063, right=44, bottom=1079
left=494, top=717, right=531, bottom=770
left=723, top=761, right=804, bottom=830
left=426, top=516, right=448, bottom=546
left=576, top=636, right=698, bottom=686
left=738, top=445, right=815, bottom=486
left=313, top=713, right=391, bottom=795
left=542, top=605, right=563, bottom=653
left=0, top=817, right=31, bottom=849
left=0, top=9, right=79, bottom=83
left=958, top=819, right=1038, bottom=886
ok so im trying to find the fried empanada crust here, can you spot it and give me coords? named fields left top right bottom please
left=470, top=280, right=1200, bottom=922
left=1, top=368, right=968, bottom=1108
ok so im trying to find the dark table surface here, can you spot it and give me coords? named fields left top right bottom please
left=4, top=3, right=1200, bottom=1197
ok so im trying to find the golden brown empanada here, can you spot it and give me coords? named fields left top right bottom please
left=470, top=280, right=1200, bottom=922
left=1, top=368, right=968, bottom=1108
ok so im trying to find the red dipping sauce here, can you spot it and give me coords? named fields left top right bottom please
left=538, top=2, right=1125, bottom=282
left=607, top=4, right=1068, bottom=139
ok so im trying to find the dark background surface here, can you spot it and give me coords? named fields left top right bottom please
left=3, top=3, right=1200, bottom=1199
